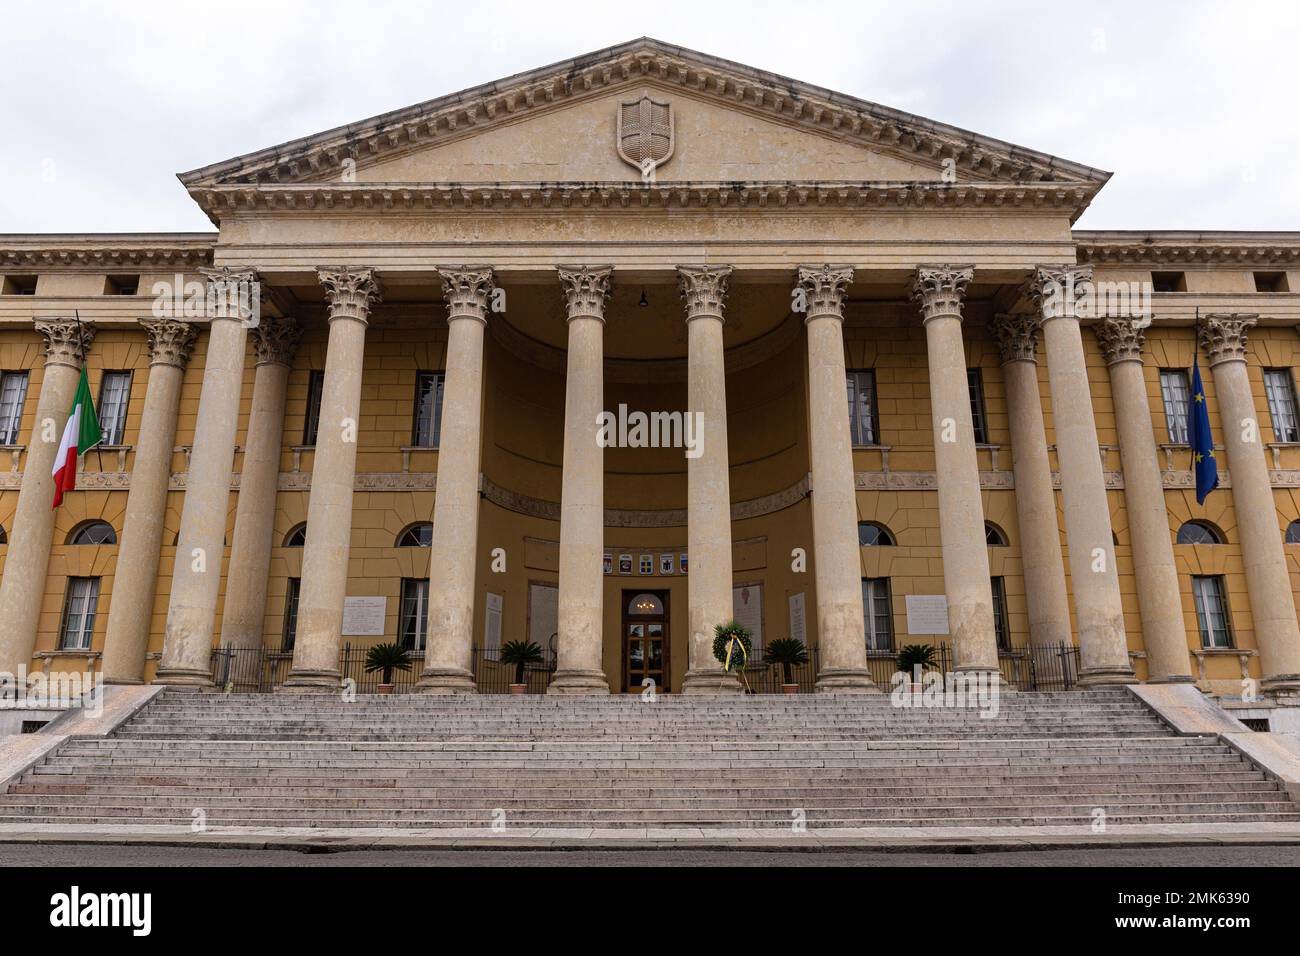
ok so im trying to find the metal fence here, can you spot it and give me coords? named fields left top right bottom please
left=209, top=640, right=1082, bottom=694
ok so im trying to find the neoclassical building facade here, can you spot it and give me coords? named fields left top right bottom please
left=2, top=39, right=1300, bottom=698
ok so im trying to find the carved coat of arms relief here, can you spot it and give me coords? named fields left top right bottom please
left=617, top=93, right=674, bottom=177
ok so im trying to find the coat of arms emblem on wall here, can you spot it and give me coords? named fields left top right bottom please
left=617, top=93, right=674, bottom=176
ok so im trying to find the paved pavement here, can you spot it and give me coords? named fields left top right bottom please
left=2, top=842, right=1299, bottom=866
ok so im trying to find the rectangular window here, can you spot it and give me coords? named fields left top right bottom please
left=0, top=371, right=30, bottom=445
left=302, top=370, right=325, bottom=446
left=1, top=275, right=37, bottom=295
left=990, top=576, right=1010, bottom=651
left=1192, top=575, right=1233, bottom=649
left=400, top=578, right=429, bottom=651
left=846, top=370, right=878, bottom=446
left=282, top=578, right=301, bottom=651
left=861, top=577, right=893, bottom=652
left=967, top=368, right=989, bottom=444
left=1151, top=271, right=1187, bottom=293
left=1263, top=369, right=1300, bottom=443
left=96, top=370, right=131, bottom=446
left=411, top=372, right=444, bottom=447
left=58, top=577, right=101, bottom=650
left=1159, top=369, right=1191, bottom=444
left=1253, top=272, right=1288, bottom=293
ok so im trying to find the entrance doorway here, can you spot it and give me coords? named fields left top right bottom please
left=622, top=590, right=669, bottom=693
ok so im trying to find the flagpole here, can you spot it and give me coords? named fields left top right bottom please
left=74, top=310, right=104, bottom=473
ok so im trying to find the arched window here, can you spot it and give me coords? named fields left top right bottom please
left=1176, top=520, right=1225, bottom=545
left=397, top=523, right=433, bottom=547
left=68, top=520, right=116, bottom=545
left=985, top=522, right=1009, bottom=546
left=628, top=593, right=663, bottom=616
left=1286, top=520, right=1300, bottom=544
left=857, top=522, right=895, bottom=546
left=283, top=524, right=308, bottom=547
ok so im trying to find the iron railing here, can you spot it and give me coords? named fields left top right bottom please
left=208, top=640, right=1083, bottom=694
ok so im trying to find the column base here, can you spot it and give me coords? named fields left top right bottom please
left=416, top=667, right=477, bottom=695
left=814, top=667, right=880, bottom=694
left=151, top=667, right=214, bottom=689
left=1261, top=674, right=1300, bottom=698
left=277, top=669, right=341, bottom=692
left=680, top=669, right=743, bottom=695
left=546, top=670, right=610, bottom=695
left=1078, top=666, right=1138, bottom=687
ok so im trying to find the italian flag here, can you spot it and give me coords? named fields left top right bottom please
left=51, top=368, right=101, bottom=508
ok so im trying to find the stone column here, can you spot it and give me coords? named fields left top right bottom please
left=101, top=319, right=198, bottom=683
left=549, top=267, right=613, bottom=694
left=1030, top=266, right=1134, bottom=685
left=797, top=266, right=875, bottom=692
left=0, top=320, right=95, bottom=676
left=678, top=265, right=741, bottom=694
left=418, top=267, right=494, bottom=694
left=282, top=271, right=380, bottom=690
left=1199, top=313, right=1300, bottom=696
left=913, top=266, right=998, bottom=675
left=156, top=267, right=257, bottom=686
left=1095, top=317, right=1193, bottom=683
left=219, top=315, right=301, bottom=652
left=990, top=313, right=1071, bottom=648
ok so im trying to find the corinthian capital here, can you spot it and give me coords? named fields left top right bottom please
left=438, top=266, right=495, bottom=324
left=677, top=265, right=732, bottom=322
left=557, top=266, right=613, bottom=322
left=1029, top=264, right=1095, bottom=322
left=796, top=265, right=853, bottom=321
left=34, top=319, right=95, bottom=369
left=1198, top=313, right=1257, bottom=366
left=1093, top=317, right=1148, bottom=366
left=912, top=265, right=974, bottom=323
left=251, top=314, right=302, bottom=367
left=199, top=266, right=260, bottom=323
left=989, top=313, right=1040, bottom=365
left=139, top=317, right=199, bottom=370
left=318, top=267, right=382, bottom=324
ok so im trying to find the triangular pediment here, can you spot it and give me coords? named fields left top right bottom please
left=180, top=38, right=1110, bottom=197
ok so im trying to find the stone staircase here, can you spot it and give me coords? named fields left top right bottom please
left=1, top=689, right=1297, bottom=830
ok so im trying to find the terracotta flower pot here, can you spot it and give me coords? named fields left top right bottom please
left=377, top=684, right=394, bottom=695
left=781, top=683, right=799, bottom=695
left=509, top=684, right=527, bottom=695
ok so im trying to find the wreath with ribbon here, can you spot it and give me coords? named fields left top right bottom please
left=712, top=621, right=753, bottom=676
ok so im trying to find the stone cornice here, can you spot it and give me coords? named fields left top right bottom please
left=186, top=180, right=1096, bottom=219
left=0, top=235, right=215, bottom=272
left=179, top=38, right=1106, bottom=196
left=1076, top=232, right=1300, bottom=266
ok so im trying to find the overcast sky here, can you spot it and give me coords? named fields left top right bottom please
left=2, top=0, right=1297, bottom=234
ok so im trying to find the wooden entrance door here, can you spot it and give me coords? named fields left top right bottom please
left=622, top=590, right=669, bottom=693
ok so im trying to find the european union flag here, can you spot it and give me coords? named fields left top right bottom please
left=1189, top=356, right=1218, bottom=504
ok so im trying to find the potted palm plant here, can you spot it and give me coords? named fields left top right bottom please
left=499, top=640, right=544, bottom=694
left=896, top=643, right=938, bottom=692
left=764, top=637, right=808, bottom=694
left=364, top=642, right=412, bottom=695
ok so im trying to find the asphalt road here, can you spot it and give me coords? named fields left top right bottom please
left=2, top=843, right=1299, bottom=866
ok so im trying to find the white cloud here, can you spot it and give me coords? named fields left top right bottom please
left=1, top=0, right=1295, bottom=232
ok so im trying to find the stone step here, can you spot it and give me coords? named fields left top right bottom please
left=5, top=787, right=1289, bottom=811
